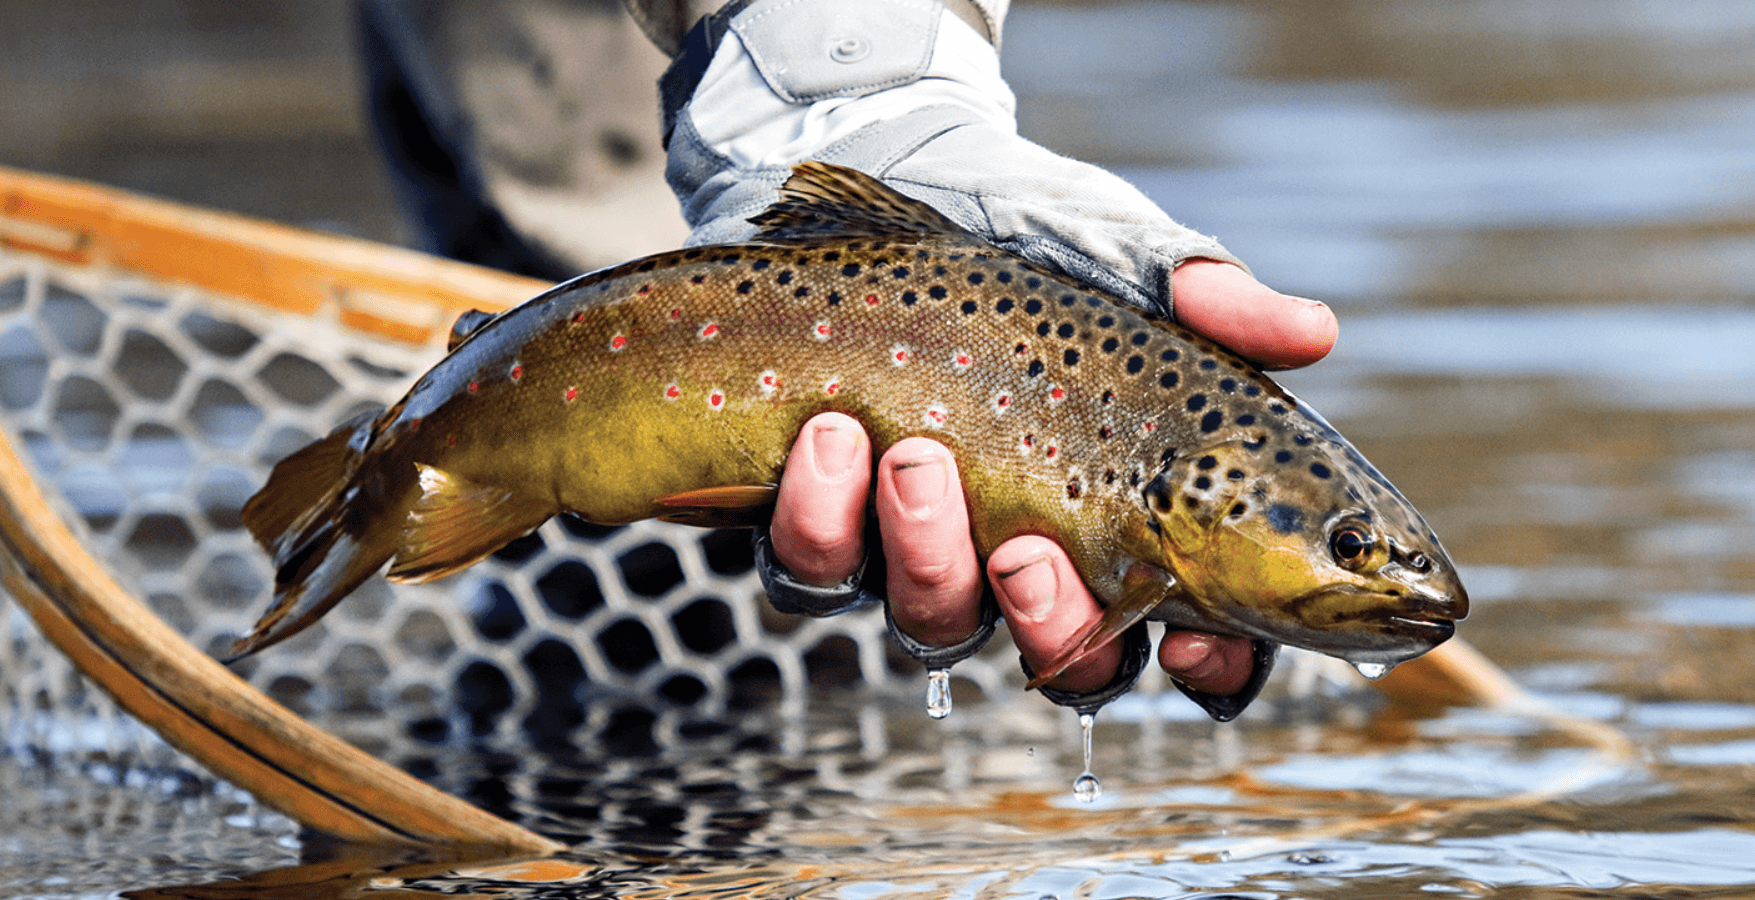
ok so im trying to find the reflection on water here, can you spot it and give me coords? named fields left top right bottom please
left=5, top=1, right=1755, bottom=897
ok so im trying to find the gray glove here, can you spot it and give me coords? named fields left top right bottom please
left=661, top=0, right=1247, bottom=321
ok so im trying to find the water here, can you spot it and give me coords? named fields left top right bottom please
left=5, top=1, right=1755, bottom=896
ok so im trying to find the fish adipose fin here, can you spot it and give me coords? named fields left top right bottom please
left=750, top=161, right=981, bottom=245
left=446, top=308, right=498, bottom=352
left=388, top=465, right=556, bottom=583
left=227, top=408, right=391, bottom=662
left=653, top=484, right=778, bottom=527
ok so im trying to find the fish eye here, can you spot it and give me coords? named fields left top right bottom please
left=1329, top=526, right=1375, bottom=568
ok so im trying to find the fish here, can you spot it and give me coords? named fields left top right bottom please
left=228, top=161, right=1467, bottom=693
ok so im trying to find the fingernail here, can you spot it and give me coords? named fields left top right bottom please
left=811, top=422, right=860, bottom=479
left=995, top=554, right=1056, bottom=623
left=891, top=454, right=950, bottom=518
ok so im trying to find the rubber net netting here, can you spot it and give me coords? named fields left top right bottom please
left=0, top=242, right=1352, bottom=890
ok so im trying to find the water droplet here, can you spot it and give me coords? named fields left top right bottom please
left=1073, top=772, right=1102, bottom=803
left=925, top=668, right=952, bottom=719
left=1073, top=712, right=1101, bottom=802
left=1352, top=661, right=1393, bottom=680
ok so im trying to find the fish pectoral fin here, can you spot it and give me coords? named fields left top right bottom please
left=1025, top=569, right=1166, bottom=691
left=388, top=464, right=555, bottom=583
left=652, top=484, right=778, bottom=527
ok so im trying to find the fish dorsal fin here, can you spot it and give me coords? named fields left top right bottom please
left=447, top=309, right=497, bottom=352
left=749, top=161, right=978, bottom=245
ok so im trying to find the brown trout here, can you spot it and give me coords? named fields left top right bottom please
left=231, top=162, right=1466, bottom=687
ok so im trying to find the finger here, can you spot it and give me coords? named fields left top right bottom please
left=1158, top=631, right=1256, bottom=697
left=770, top=412, right=871, bottom=586
left=988, top=535, right=1121, bottom=694
left=875, top=438, right=984, bottom=647
left=1172, top=260, right=1338, bottom=370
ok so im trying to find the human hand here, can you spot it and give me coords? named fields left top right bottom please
left=766, top=261, right=1337, bottom=704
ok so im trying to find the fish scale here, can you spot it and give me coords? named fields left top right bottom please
left=230, top=162, right=1466, bottom=696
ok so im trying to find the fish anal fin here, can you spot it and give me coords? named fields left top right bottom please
left=388, top=464, right=555, bottom=583
left=1025, top=563, right=1170, bottom=691
left=749, top=162, right=978, bottom=245
left=653, top=484, right=777, bottom=528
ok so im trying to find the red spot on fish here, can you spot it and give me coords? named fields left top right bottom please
left=572, top=311, right=586, bottom=324
left=468, top=381, right=480, bottom=393
left=1023, top=434, right=1035, bottom=449
left=1049, top=385, right=1066, bottom=402
left=759, top=370, right=780, bottom=395
left=824, top=380, right=841, bottom=396
left=700, top=323, right=720, bottom=339
left=1101, top=389, right=1116, bottom=406
left=1014, top=342, right=1028, bottom=356
left=924, top=404, right=948, bottom=427
left=708, top=389, right=725, bottom=409
left=510, top=364, right=523, bottom=381
left=1143, top=421, right=1157, bottom=433
left=610, top=334, right=627, bottom=351
left=638, top=284, right=651, bottom=294
left=813, top=321, right=832, bottom=341
left=447, top=434, right=457, bottom=446
left=664, top=383, right=681, bottom=401
left=1098, top=426, right=1113, bottom=440
left=952, top=352, right=973, bottom=369
left=1046, top=445, right=1058, bottom=459
left=866, top=294, right=879, bottom=306
left=993, top=394, right=1012, bottom=412
left=669, top=307, right=682, bottom=320
left=891, top=345, right=909, bottom=366
left=565, top=386, right=578, bottom=402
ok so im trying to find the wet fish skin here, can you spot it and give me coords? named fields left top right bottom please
left=231, top=162, right=1466, bottom=683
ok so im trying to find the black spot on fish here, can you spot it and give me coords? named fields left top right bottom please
left=720, top=254, right=741, bottom=265
left=1200, top=359, right=1218, bottom=370
left=893, top=266, right=911, bottom=278
left=1027, top=360, right=1045, bottom=378
left=822, top=251, right=840, bottom=262
left=1025, top=299, right=1043, bottom=315
left=1086, top=296, right=1102, bottom=307
left=949, top=253, right=965, bottom=261
left=1160, top=372, right=1179, bottom=389
left=1066, top=479, right=1082, bottom=500
left=902, top=290, right=918, bottom=306
left=961, top=300, right=978, bottom=315
left=1243, top=435, right=1267, bottom=451
left=691, top=274, right=706, bottom=284
left=1064, top=348, right=1081, bottom=366
left=1235, top=414, right=1256, bottom=426
left=928, top=285, right=948, bottom=300
left=996, top=298, right=1015, bottom=313
left=1058, top=323, right=1075, bottom=338
left=1194, top=475, right=1212, bottom=490
left=1098, top=315, right=1115, bottom=328
left=1197, top=455, right=1218, bottom=471
left=1266, top=503, right=1305, bottom=534
left=934, top=265, right=948, bottom=276
left=636, top=259, right=658, bottom=272
left=683, top=249, right=703, bottom=259
left=1272, top=403, right=1290, bottom=415
left=841, top=264, right=860, bottom=277
left=1245, top=385, right=1261, bottom=397
left=794, top=286, right=810, bottom=298
left=1127, top=355, right=1145, bottom=374
left=1310, top=463, right=1332, bottom=479
left=736, top=280, right=754, bottom=294
left=1229, top=502, right=1249, bottom=518
left=1104, top=469, right=1117, bottom=484
left=1187, top=394, right=1207, bottom=411
left=1102, top=337, right=1120, bottom=353
left=1026, top=276, right=1043, bottom=289
left=1220, top=378, right=1236, bottom=392
left=1275, top=450, right=1294, bottom=463
left=1060, top=294, right=1076, bottom=307
left=1098, top=426, right=1112, bottom=440
left=827, top=291, right=842, bottom=306
left=968, top=272, right=985, bottom=285
left=1037, top=321, right=1052, bottom=337
left=752, top=259, right=771, bottom=270
left=997, top=270, right=1013, bottom=283
left=1161, top=349, right=1180, bottom=362
left=1132, top=332, right=1149, bottom=346
left=777, top=270, right=793, bottom=285
left=1201, top=410, right=1224, bottom=433
left=1227, top=468, right=1245, bottom=481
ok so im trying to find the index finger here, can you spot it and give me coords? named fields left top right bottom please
left=1172, top=260, right=1338, bottom=370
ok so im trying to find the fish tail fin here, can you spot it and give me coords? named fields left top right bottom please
left=227, top=408, right=394, bottom=662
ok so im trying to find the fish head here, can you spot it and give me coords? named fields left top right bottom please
left=1143, top=430, right=1467, bottom=668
